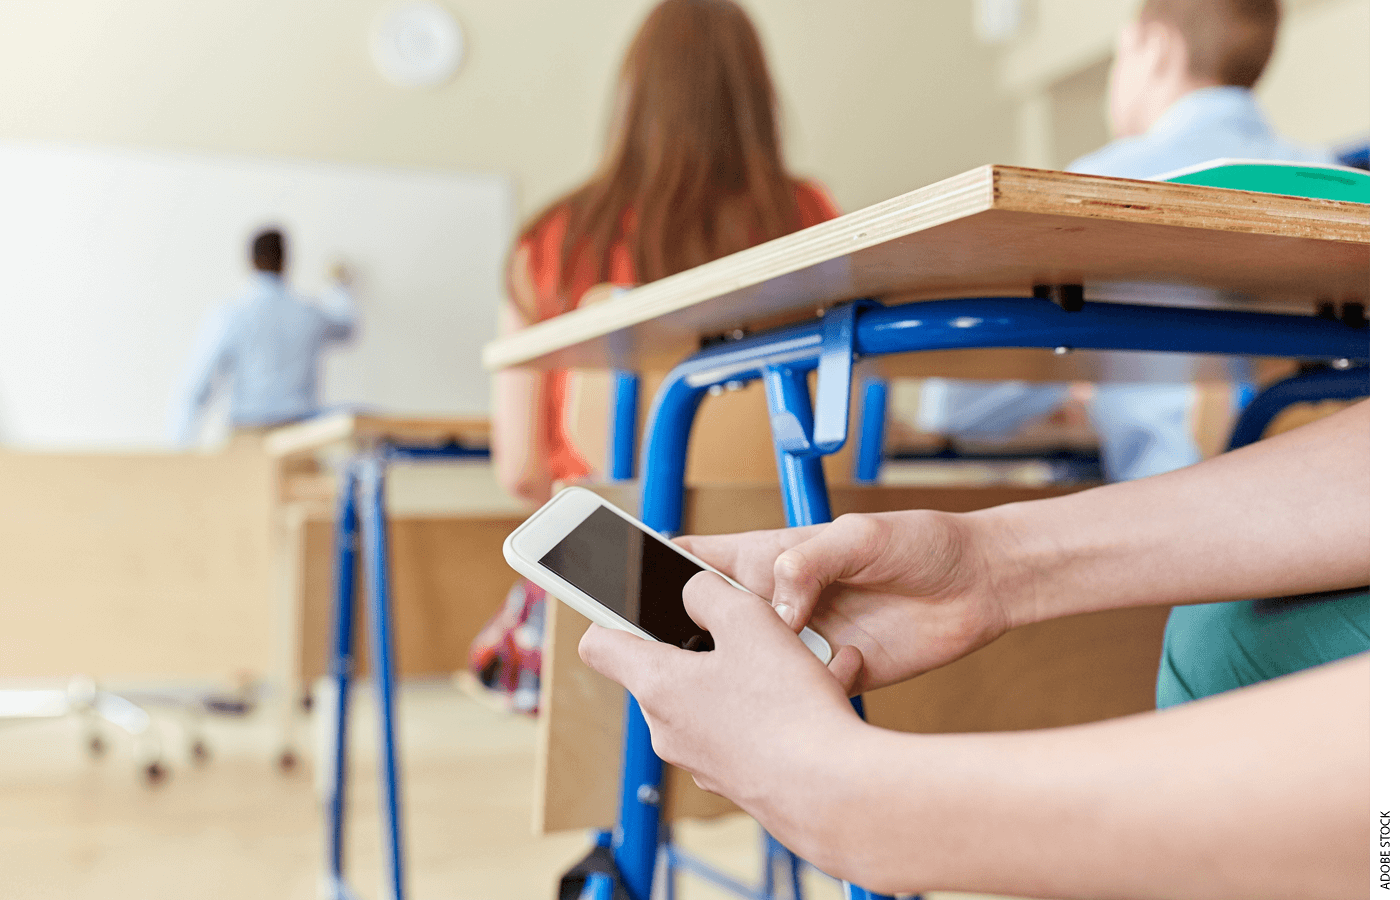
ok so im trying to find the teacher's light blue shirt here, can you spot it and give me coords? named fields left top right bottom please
left=172, top=271, right=357, bottom=445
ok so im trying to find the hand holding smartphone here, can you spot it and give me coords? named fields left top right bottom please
left=503, top=487, right=832, bottom=663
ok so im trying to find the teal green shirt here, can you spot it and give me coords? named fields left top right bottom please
left=1156, top=590, right=1369, bottom=708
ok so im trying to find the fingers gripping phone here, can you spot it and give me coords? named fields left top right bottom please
left=503, top=487, right=832, bottom=663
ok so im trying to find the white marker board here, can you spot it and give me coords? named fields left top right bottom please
left=0, top=141, right=513, bottom=449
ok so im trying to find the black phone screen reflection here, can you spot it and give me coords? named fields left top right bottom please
left=538, top=506, right=714, bottom=651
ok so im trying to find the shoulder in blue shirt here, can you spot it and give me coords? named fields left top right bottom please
left=1068, top=86, right=1334, bottom=180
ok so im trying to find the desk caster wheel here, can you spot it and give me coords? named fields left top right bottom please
left=190, top=740, right=209, bottom=764
left=144, top=761, right=168, bottom=786
left=87, top=735, right=106, bottom=758
left=278, top=749, right=298, bottom=773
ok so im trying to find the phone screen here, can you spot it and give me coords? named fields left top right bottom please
left=539, top=506, right=715, bottom=651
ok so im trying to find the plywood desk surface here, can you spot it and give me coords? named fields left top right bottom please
left=484, top=165, right=1368, bottom=373
left=264, top=412, right=492, bottom=459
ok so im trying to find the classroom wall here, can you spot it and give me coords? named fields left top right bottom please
left=0, top=0, right=1363, bottom=230
left=0, top=0, right=1017, bottom=223
left=1256, top=0, right=1371, bottom=146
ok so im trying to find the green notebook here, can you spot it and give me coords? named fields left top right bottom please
left=1157, top=158, right=1369, bottom=203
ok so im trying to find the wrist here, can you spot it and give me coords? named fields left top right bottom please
left=777, top=717, right=885, bottom=881
left=962, top=501, right=1055, bottom=631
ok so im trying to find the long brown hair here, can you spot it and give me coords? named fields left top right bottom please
left=521, top=0, right=808, bottom=310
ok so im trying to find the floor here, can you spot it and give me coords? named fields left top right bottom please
left=0, top=680, right=1026, bottom=900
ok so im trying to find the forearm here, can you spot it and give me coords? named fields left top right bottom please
left=170, top=309, right=232, bottom=447
left=321, top=283, right=357, bottom=340
left=170, top=394, right=205, bottom=447
left=170, top=370, right=210, bottom=446
left=787, top=654, right=1367, bottom=898
left=490, top=368, right=553, bottom=507
left=973, top=401, right=1368, bottom=627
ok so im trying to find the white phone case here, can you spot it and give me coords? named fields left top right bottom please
left=503, top=487, right=832, bottom=664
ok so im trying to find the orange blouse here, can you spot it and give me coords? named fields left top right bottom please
left=514, top=180, right=841, bottom=483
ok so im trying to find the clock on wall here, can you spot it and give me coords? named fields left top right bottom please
left=370, top=1, right=464, bottom=88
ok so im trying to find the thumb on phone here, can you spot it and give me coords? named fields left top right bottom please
left=769, top=514, right=882, bottom=632
left=826, top=643, right=864, bottom=696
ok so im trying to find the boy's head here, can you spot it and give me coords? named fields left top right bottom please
left=250, top=229, right=285, bottom=274
left=1108, top=0, right=1280, bottom=138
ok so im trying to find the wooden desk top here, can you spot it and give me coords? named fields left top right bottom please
left=484, top=165, right=1368, bottom=372
left=264, top=412, right=491, bottom=459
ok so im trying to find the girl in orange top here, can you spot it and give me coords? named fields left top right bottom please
left=492, top=0, right=840, bottom=508
left=475, top=0, right=840, bottom=713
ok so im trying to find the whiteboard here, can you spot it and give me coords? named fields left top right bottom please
left=0, top=141, right=513, bottom=449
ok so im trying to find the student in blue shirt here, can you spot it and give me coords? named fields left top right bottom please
left=172, top=229, right=357, bottom=446
left=918, top=0, right=1334, bottom=483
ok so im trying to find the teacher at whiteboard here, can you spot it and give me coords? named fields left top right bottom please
left=170, top=228, right=357, bottom=447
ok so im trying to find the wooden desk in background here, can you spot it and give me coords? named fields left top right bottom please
left=263, top=412, right=528, bottom=676
left=0, top=448, right=278, bottom=680
left=0, top=413, right=525, bottom=688
left=262, top=413, right=530, bottom=764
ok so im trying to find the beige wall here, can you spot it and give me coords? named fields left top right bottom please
left=1256, top=0, right=1370, bottom=146
left=3, top=0, right=1361, bottom=224
left=0, top=0, right=1017, bottom=223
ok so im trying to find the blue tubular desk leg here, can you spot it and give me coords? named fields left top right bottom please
left=605, top=365, right=710, bottom=899
left=597, top=295, right=1368, bottom=899
left=1226, top=364, right=1369, bottom=451
left=853, top=378, right=888, bottom=485
left=762, top=830, right=804, bottom=900
left=763, top=365, right=833, bottom=523
left=323, top=449, right=411, bottom=900
left=359, top=453, right=408, bottom=900
left=613, top=371, right=642, bottom=482
left=326, top=466, right=360, bottom=899
left=321, top=440, right=489, bottom=900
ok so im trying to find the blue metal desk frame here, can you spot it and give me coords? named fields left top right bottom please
left=588, top=294, right=1368, bottom=900
left=322, top=440, right=488, bottom=900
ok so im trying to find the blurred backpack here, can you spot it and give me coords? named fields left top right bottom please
left=466, top=578, right=547, bottom=715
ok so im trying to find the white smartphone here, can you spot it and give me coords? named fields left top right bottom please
left=503, top=487, right=832, bottom=663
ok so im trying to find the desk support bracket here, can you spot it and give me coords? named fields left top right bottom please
left=811, top=299, right=880, bottom=455
left=767, top=299, right=879, bottom=459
